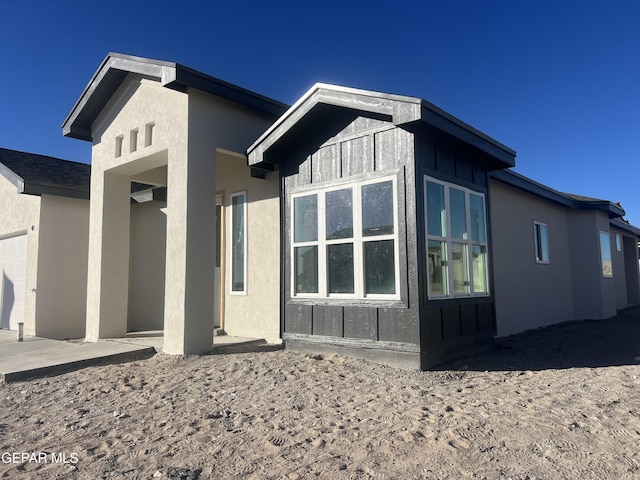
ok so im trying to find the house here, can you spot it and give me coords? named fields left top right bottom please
left=0, top=147, right=174, bottom=340
left=2, top=52, right=638, bottom=369
left=247, top=83, right=517, bottom=369
left=0, top=148, right=90, bottom=339
left=62, top=53, right=287, bottom=354
left=490, top=169, right=640, bottom=337
left=248, top=83, right=640, bottom=368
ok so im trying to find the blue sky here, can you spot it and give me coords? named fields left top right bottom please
left=1, top=1, right=638, bottom=225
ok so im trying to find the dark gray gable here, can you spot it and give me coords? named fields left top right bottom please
left=247, top=83, right=516, bottom=171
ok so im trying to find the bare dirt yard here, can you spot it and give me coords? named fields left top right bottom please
left=1, top=308, right=640, bottom=479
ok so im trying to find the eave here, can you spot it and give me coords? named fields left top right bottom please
left=248, top=83, right=515, bottom=172
left=63, top=53, right=287, bottom=142
left=491, top=169, right=626, bottom=218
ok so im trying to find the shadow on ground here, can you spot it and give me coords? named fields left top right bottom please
left=436, top=306, right=640, bottom=372
left=208, top=343, right=285, bottom=356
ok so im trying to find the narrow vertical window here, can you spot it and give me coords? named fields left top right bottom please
left=534, top=222, right=549, bottom=263
left=130, top=128, right=138, bottom=153
left=115, top=135, right=123, bottom=158
left=362, top=180, right=396, bottom=295
left=426, top=181, right=448, bottom=296
left=450, top=188, right=467, bottom=240
left=215, top=204, right=222, bottom=269
left=231, top=192, right=246, bottom=292
left=326, top=188, right=354, bottom=294
left=145, top=122, right=155, bottom=147
left=615, top=233, right=622, bottom=252
left=599, top=231, right=613, bottom=278
left=293, top=194, right=318, bottom=294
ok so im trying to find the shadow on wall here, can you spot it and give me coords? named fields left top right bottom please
left=0, top=271, right=14, bottom=330
left=436, top=306, right=640, bottom=372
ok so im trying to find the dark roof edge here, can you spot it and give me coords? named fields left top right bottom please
left=491, top=169, right=625, bottom=218
left=419, top=99, right=516, bottom=160
left=21, top=183, right=90, bottom=200
left=247, top=83, right=516, bottom=169
left=62, top=52, right=176, bottom=140
left=611, top=218, right=640, bottom=237
left=172, top=63, right=288, bottom=116
left=63, top=53, right=287, bottom=141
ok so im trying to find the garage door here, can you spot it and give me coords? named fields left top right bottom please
left=0, top=234, right=27, bottom=331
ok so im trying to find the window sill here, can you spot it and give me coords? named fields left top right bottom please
left=288, top=297, right=406, bottom=309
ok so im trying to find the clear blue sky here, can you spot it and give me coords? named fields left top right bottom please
left=1, top=1, right=638, bottom=225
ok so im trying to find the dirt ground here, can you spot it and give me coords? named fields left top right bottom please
left=1, top=308, right=640, bottom=479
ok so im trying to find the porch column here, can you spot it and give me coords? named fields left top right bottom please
left=85, top=171, right=131, bottom=341
left=163, top=149, right=216, bottom=354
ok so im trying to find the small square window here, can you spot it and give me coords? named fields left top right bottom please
left=534, top=222, right=549, bottom=263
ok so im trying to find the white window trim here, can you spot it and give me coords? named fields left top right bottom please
left=230, top=191, right=247, bottom=295
left=290, top=176, right=400, bottom=300
left=424, top=176, right=490, bottom=299
left=534, top=221, right=550, bottom=264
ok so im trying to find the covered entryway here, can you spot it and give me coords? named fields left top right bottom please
left=62, top=53, right=286, bottom=353
left=0, top=233, right=27, bottom=331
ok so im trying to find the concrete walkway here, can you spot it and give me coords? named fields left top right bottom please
left=0, top=330, right=266, bottom=383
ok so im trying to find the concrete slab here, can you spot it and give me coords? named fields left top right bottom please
left=0, top=331, right=155, bottom=383
left=112, top=331, right=269, bottom=353
left=0, top=330, right=275, bottom=383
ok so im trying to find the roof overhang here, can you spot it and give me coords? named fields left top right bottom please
left=491, top=169, right=626, bottom=218
left=63, top=53, right=287, bottom=142
left=611, top=217, right=640, bottom=237
left=248, top=83, right=515, bottom=171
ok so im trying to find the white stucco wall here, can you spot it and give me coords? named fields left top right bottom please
left=128, top=200, right=167, bottom=331
left=35, top=195, right=89, bottom=339
left=88, top=74, right=188, bottom=343
left=490, top=178, right=575, bottom=337
left=186, top=90, right=281, bottom=345
left=86, top=73, right=281, bottom=350
left=0, top=174, right=40, bottom=334
left=216, top=151, right=280, bottom=344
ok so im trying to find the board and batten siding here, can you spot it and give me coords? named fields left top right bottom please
left=414, top=132, right=496, bottom=367
left=281, top=118, right=421, bottom=364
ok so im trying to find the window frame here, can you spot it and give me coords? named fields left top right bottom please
left=599, top=230, right=613, bottom=278
left=615, top=233, right=622, bottom=252
left=424, top=175, right=490, bottom=299
left=290, top=176, right=400, bottom=300
left=230, top=191, right=247, bottom=294
left=533, top=221, right=550, bottom=264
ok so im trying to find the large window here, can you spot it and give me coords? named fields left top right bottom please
left=599, top=231, right=613, bottom=278
left=534, top=221, right=549, bottom=263
left=231, top=192, right=246, bottom=293
left=291, top=178, right=399, bottom=299
left=425, top=176, right=489, bottom=298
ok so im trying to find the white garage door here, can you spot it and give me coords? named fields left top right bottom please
left=0, top=234, right=27, bottom=331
